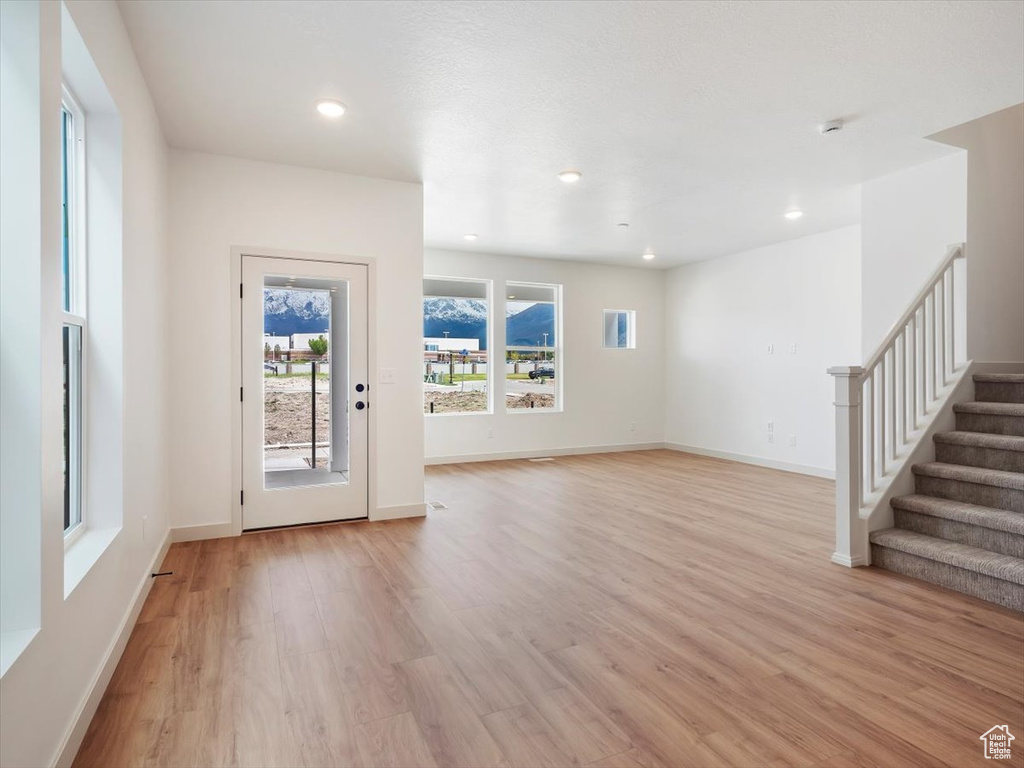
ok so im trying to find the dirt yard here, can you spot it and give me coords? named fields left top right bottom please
left=424, top=391, right=555, bottom=412
left=263, top=373, right=331, bottom=446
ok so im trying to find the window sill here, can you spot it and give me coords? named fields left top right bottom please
left=0, top=627, right=40, bottom=679
left=424, top=410, right=493, bottom=417
left=64, top=526, right=120, bottom=599
left=506, top=407, right=564, bottom=415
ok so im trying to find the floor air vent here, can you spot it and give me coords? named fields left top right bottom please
left=427, top=500, right=448, bottom=511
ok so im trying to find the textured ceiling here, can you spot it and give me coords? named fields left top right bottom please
left=118, top=0, right=1024, bottom=267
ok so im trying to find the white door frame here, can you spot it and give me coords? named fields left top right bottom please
left=229, top=246, right=378, bottom=537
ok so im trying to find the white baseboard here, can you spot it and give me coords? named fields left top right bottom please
left=373, top=502, right=428, bottom=521
left=171, top=521, right=235, bottom=542
left=53, top=530, right=172, bottom=768
left=663, top=442, right=835, bottom=479
left=831, top=551, right=868, bottom=568
left=425, top=442, right=664, bottom=466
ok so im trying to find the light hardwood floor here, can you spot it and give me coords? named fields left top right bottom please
left=74, top=450, right=1024, bottom=767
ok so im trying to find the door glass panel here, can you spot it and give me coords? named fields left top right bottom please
left=262, top=275, right=349, bottom=489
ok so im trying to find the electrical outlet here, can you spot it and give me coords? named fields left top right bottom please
left=789, top=435, right=796, bottom=446
left=766, top=343, right=774, bottom=354
left=629, top=420, right=637, bottom=432
left=486, top=428, right=494, bottom=439
left=789, top=343, right=797, bottom=354
left=767, top=420, right=774, bottom=432
left=766, top=433, right=774, bottom=444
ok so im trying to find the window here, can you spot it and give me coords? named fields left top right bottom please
left=61, top=86, right=86, bottom=535
left=506, top=282, right=560, bottom=411
left=603, top=310, right=636, bottom=349
left=423, top=277, right=491, bottom=414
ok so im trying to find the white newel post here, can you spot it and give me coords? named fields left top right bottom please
left=828, top=366, right=868, bottom=567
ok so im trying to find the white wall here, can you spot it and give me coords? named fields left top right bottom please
left=860, top=152, right=967, bottom=358
left=423, top=249, right=665, bottom=461
left=167, top=150, right=425, bottom=529
left=932, top=104, right=1024, bottom=363
left=664, top=226, right=862, bottom=476
left=0, top=2, right=171, bottom=767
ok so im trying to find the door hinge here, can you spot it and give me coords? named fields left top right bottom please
left=240, top=490, right=244, bottom=506
left=240, top=386, right=244, bottom=402
left=240, top=283, right=243, bottom=299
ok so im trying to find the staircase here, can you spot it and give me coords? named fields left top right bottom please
left=869, top=374, right=1024, bottom=611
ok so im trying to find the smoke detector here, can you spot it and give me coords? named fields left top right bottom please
left=819, top=119, right=844, bottom=135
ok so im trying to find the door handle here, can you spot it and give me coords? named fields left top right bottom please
left=355, top=383, right=365, bottom=392
left=355, top=401, right=366, bottom=410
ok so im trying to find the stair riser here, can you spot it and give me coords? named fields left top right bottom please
left=893, top=509, right=1024, bottom=558
left=955, top=411, right=1024, bottom=436
left=870, top=545, right=1023, bottom=611
left=914, top=475, right=1024, bottom=513
left=975, top=381, right=1024, bottom=404
left=934, top=442, right=1024, bottom=472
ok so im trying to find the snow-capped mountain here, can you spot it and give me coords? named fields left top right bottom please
left=421, top=298, right=556, bottom=350
left=263, top=288, right=331, bottom=335
left=423, top=298, right=488, bottom=349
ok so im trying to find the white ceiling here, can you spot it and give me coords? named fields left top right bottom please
left=118, top=0, right=1024, bottom=267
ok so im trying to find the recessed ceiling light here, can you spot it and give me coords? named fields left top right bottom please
left=642, top=252, right=656, bottom=261
left=557, top=169, right=582, bottom=183
left=463, top=233, right=478, bottom=241
left=784, top=210, right=804, bottom=220
left=508, top=294, right=516, bottom=299
left=315, top=99, right=347, bottom=118
left=617, top=222, right=629, bottom=228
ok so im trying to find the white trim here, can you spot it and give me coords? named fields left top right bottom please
left=426, top=442, right=664, bottom=466
left=171, top=522, right=235, bottom=543
left=831, top=552, right=868, bottom=568
left=230, top=246, right=378, bottom=536
left=52, top=530, right=171, bottom=768
left=663, top=442, right=835, bottom=479
left=374, top=502, right=428, bottom=521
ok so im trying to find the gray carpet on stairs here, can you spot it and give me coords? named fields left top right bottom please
left=870, top=373, right=1024, bottom=611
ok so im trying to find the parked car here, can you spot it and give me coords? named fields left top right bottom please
left=529, top=367, right=555, bottom=379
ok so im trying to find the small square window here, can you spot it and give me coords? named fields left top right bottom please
left=603, top=310, right=635, bottom=349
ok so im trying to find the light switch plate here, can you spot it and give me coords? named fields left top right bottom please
left=379, top=368, right=397, bottom=384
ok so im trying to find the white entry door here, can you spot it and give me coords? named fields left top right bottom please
left=241, top=255, right=369, bottom=529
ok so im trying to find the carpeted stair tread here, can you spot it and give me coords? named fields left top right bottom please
left=974, top=374, right=1024, bottom=383
left=912, top=462, right=1024, bottom=490
left=891, top=494, right=1024, bottom=535
left=954, top=402, right=1024, bottom=416
left=933, top=431, right=1024, bottom=452
left=869, top=529, right=1024, bottom=585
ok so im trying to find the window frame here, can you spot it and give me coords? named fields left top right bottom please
left=602, top=309, right=636, bottom=349
left=505, top=281, right=562, bottom=414
left=61, top=84, right=87, bottom=543
left=422, top=276, right=493, bottom=416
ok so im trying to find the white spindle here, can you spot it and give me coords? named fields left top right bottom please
left=902, top=327, right=911, bottom=442
left=877, top=359, right=886, bottom=479
left=866, top=371, right=875, bottom=493
left=937, top=280, right=946, bottom=388
left=888, top=347, right=896, bottom=463
left=949, top=264, right=956, bottom=372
